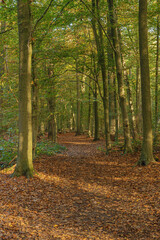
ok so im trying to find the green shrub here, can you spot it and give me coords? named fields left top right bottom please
left=35, top=141, right=66, bottom=156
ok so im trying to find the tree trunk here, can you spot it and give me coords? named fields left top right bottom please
left=76, top=59, right=81, bottom=135
left=92, top=0, right=110, bottom=152
left=108, top=0, right=132, bottom=153
left=137, top=0, right=154, bottom=165
left=32, top=42, right=39, bottom=158
left=88, top=78, right=92, bottom=137
left=47, top=68, right=57, bottom=143
left=124, top=68, right=138, bottom=140
left=155, top=0, right=159, bottom=135
left=93, top=78, right=99, bottom=140
left=136, top=64, right=142, bottom=134
left=13, top=0, right=34, bottom=177
left=107, top=16, right=116, bottom=140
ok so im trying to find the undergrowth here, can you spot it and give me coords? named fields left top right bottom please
left=0, top=137, right=66, bottom=169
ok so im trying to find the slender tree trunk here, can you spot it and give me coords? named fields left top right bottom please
left=93, top=78, right=99, bottom=140
left=76, top=59, right=81, bottom=135
left=114, top=76, right=119, bottom=142
left=107, top=16, right=116, bottom=140
left=88, top=78, right=92, bottom=137
left=13, top=0, right=34, bottom=177
left=0, top=0, right=6, bottom=132
left=0, top=7, right=5, bottom=133
left=136, top=64, right=142, bottom=134
left=108, top=0, right=132, bottom=153
left=92, top=0, right=111, bottom=152
left=155, top=1, right=159, bottom=135
left=47, top=68, right=57, bottom=143
left=32, top=42, right=39, bottom=158
left=137, top=0, right=154, bottom=165
left=124, top=68, right=138, bottom=140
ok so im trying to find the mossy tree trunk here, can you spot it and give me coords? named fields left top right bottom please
left=137, top=0, right=154, bottom=166
left=13, top=0, right=34, bottom=177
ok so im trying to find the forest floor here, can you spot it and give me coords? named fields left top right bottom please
left=0, top=133, right=160, bottom=240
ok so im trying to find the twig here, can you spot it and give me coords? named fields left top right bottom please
left=9, top=155, right=17, bottom=165
left=0, top=27, right=14, bottom=34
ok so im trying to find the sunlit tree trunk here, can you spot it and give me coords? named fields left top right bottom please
left=137, top=0, right=154, bottom=165
left=124, top=68, right=138, bottom=141
left=13, top=0, right=34, bottom=177
left=108, top=0, right=132, bottom=153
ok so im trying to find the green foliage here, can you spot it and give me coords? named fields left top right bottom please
left=0, top=136, right=66, bottom=169
left=97, top=146, right=106, bottom=152
left=0, top=138, right=17, bottom=169
left=36, top=141, right=66, bottom=156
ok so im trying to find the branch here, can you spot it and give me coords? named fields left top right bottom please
left=68, top=69, right=103, bottom=100
left=80, top=0, right=116, bottom=53
left=32, top=0, right=54, bottom=34
left=36, top=0, right=73, bottom=43
left=0, top=27, right=14, bottom=34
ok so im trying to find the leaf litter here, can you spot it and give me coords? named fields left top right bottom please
left=0, top=133, right=160, bottom=239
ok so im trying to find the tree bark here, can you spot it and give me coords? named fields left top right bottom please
left=47, top=68, right=57, bottom=143
left=107, top=15, right=116, bottom=140
left=76, top=59, right=81, bottom=135
left=136, top=64, right=142, bottom=134
left=108, top=0, right=132, bottom=153
left=124, top=68, right=138, bottom=140
left=137, top=0, right=154, bottom=165
left=92, top=0, right=110, bottom=152
left=13, top=0, right=34, bottom=177
left=155, top=0, right=159, bottom=135
left=32, top=42, right=39, bottom=158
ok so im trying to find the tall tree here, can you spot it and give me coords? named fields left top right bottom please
left=108, top=0, right=132, bottom=153
left=137, top=0, right=154, bottom=165
left=92, top=0, right=111, bottom=152
left=76, top=59, right=81, bottom=135
left=13, top=0, right=34, bottom=177
left=154, top=0, right=159, bottom=135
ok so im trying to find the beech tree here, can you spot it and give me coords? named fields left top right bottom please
left=137, top=0, right=154, bottom=165
left=13, top=0, right=34, bottom=177
left=107, top=0, right=132, bottom=153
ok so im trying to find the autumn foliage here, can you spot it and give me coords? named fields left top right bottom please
left=0, top=133, right=160, bottom=239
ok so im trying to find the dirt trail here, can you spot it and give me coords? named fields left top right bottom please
left=0, top=133, right=160, bottom=240
left=58, top=133, right=105, bottom=157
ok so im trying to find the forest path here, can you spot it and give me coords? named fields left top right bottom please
left=0, top=133, right=160, bottom=239
left=57, top=132, right=105, bottom=158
